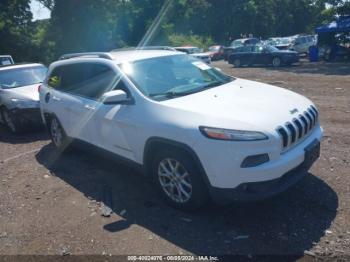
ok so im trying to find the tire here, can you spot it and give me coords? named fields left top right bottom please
left=272, top=57, right=282, bottom=67
left=151, top=149, right=210, bottom=210
left=48, top=116, right=70, bottom=151
left=1, top=108, right=21, bottom=133
left=233, top=58, right=241, bottom=68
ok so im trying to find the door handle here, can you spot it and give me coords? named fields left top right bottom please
left=52, top=96, right=61, bottom=101
left=84, top=105, right=96, bottom=110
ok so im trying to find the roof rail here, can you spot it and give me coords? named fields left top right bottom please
left=111, top=46, right=176, bottom=52
left=59, top=52, right=113, bottom=60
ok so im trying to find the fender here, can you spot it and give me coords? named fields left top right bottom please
left=143, top=137, right=211, bottom=188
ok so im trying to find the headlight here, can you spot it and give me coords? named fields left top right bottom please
left=11, top=98, right=39, bottom=109
left=199, top=126, right=268, bottom=141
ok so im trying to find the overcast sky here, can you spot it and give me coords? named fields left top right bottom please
left=30, top=0, right=51, bottom=21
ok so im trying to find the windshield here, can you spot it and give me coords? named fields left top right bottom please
left=230, top=40, right=242, bottom=47
left=120, top=54, right=234, bottom=101
left=279, top=38, right=292, bottom=44
left=265, top=45, right=279, bottom=52
left=0, top=66, right=47, bottom=89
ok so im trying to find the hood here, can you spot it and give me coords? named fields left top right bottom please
left=5, top=84, right=40, bottom=101
left=161, top=78, right=313, bottom=133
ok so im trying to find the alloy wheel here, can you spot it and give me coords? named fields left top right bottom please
left=158, top=158, right=193, bottom=203
left=50, top=118, right=63, bottom=148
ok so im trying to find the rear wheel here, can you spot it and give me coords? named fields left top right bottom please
left=272, top=57, right=282, bottom=67
left=151, top=149, right=209, bottom=210
left=233, top=58, right=241, bottom=68
left=2, top=108, right=20, bottom=133
left=49, top=116, right=69, bottom=151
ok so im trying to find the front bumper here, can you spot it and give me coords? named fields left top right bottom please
left=194, top=125, right=322, bottom=189
left=210, top=160, right=310, bottom=204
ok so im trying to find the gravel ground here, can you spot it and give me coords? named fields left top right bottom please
left=0, top=60, right=349, bottom=260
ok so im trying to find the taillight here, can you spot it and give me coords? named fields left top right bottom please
left=38, top=85, right=41, bottom=93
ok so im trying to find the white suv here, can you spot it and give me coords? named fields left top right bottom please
left=40, top=51, right=323, bottom=210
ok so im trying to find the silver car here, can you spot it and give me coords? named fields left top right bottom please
left=0, top=55, right=14, bottom=66
left=0, top=63, right=47, bottom=133
left=174, top=47, right=211, bottom=64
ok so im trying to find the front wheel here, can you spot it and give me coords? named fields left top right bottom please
left=151, top=150, right=209, bottom=210
left=49, top=116, right=69, bottom=151
left=272, top=57, right=282, bottom=67
left=1, top=108, right=20, bottom=133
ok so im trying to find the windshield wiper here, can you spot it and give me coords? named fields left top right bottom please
left=149, top=81, right=228, bottom=99
left=201, top=80, right=225, bottom=89
left=149, top=90, right=198, bottom=99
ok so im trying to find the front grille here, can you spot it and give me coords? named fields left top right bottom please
left=277, top=106, right=319, bottom=151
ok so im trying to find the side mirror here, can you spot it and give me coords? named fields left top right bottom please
left=102, top=90, right=134, bottom=105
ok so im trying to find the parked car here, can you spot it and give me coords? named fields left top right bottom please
left=230, top=38, right=260, bottom=48
left=267, top=37, right=294, bottom=50
left=224, top=38, right=261, bottom=60
left=112, top=46, right=177, bottom=52
left=0, top=63, right=47, bottom=133
left=208, top=45, right=224, bottom=60
left=40, top=51, right=322, bottom=210
left=174, top=46, right=211, bottom=64
left=228, top=45, right=299, bottom=67
left=0, top=55, right=14, bottom=66
left=290, top=35, right=316, bottom=54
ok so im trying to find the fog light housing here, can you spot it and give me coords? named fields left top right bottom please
left=241, top=154, right=270, bottom=168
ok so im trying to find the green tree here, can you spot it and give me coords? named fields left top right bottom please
left=46, top=0, right=127, bottom=58
left=0, top=0, right=35, bottom=61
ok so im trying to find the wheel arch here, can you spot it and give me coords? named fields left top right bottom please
left=228, top=54, right=236, bottom=64
left=43, top=112, right=55, bottom=129
left=43, top=112, right=65, bottom=133
left=143, top=137, right=211, bottom=188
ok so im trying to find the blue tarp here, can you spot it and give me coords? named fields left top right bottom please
left=316, top=16, right=350, bottom=33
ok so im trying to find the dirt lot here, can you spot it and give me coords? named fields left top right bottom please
left=0, top=60, right=349, bottom=259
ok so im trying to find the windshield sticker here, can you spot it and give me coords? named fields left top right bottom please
left=192, top=61, right=211, bottom=70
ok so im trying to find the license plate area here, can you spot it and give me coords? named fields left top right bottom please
left=303, top=139, right=321, bottom=170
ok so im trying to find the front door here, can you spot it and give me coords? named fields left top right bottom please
left=88, top=78, right=136, bottom=160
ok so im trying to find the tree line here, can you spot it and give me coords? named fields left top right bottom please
left=1, top=0, right=349, bottom=64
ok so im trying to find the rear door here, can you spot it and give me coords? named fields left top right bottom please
left=44, top=66, right=82, bottom=137
left=59, top=62, right=121, bottom=143
left=44, top=62, right=110, bottom=140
